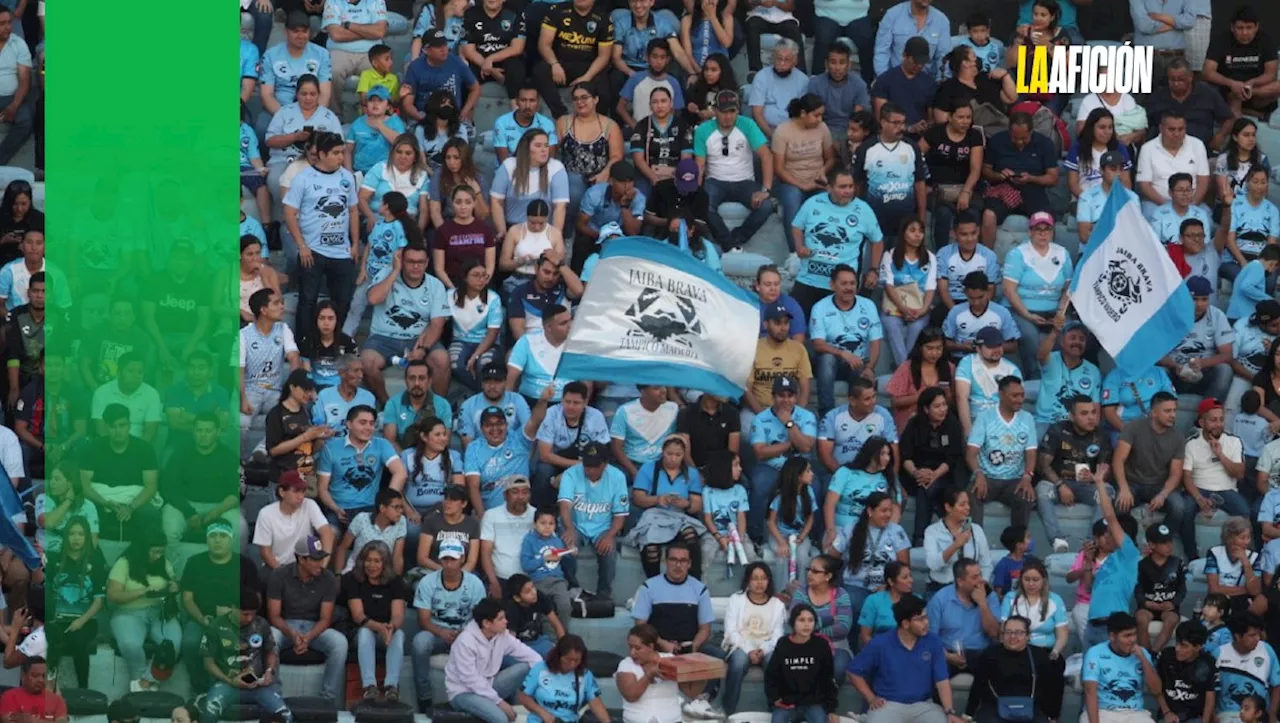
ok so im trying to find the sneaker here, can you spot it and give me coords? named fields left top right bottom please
left=682, top=698, right=715, bottom=719
left=363, top=686, right=378, bottom=701
left=1053, top=538, right=1070, bottom=553
left=129, top=679, right=153, bottom=693
left=384, top=687, right=399, bottom=702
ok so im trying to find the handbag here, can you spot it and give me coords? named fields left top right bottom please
left=990, top=648, right=1036, bottom=722
left=883, top=280, right=926, bottom=317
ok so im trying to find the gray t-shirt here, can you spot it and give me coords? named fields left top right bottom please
left=266, top=563, right=340, bottom=621
left=1120, top=419, right=1186, bottom=488
left=420, top=511, right=480, bottom=562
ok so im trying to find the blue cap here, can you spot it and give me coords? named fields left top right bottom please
left=366, top=85, right=391, bottom=102
left=764, top=303, right=793, bottom=322
left=773, top=375, right=798, bottom=394
left=1186, top=275, right=1213, bottom=297
left=976, top=326, right=1004, bottom=347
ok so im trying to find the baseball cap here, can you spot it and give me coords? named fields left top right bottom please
left=206, top=520, right=234, bottom=539
left=764, top=303, right=793, bottom=322
left=502, top=475, right=532, bottom=491
left=714, top=90, right=739, bottom=111
left=597, top=222, right=624, bottom=244
left=1029, top=211, right=1055, bottom=228
left=1146, top=523, right=1173, bottom=544
left=438, top=538, right=466, bottom=560
left=609, top=161, right=636, bottom=182
left=1186, top=275, right=1213, bottom=297
left=773, top=375, right=798, bottom=394
left=285, top=10, right=311, bottom=29
left=480, top=362, right=507, bottom=382
left=425, top=29, right=449, bottom=47
left=480, top=405, right=507, bottom=424
left=582, top=442, right=609, bottom=466
left=1197, top=398, right=1222, bottom=417
left=443, top=485, right=470, bottom=501
left=151, top=640, right=177, bottom=682
left=675, top=157, right=700, bottom=194
left=1253, top=299, right=1280, bottom=325
left=904, top=36, right=931, bottom=63
left=976, top=326, right=1005, bottom=348
left=295, top=535, right=328, bottom=561
left=1062, top=320, right=1087, bottom=335
left=285, top=368, right=316, bottom=392
left=277, top=469, right=308, bottom=491
left=366, top=85, right=391, bottom=102
left=1099, top=150, right=1125, bottom=169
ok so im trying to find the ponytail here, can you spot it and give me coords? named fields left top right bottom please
left=382, top=191, right=424, bottom=248
left=787, top=93, right=824, bottom=120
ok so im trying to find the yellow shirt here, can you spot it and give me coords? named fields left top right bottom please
left=356, top=69, right=400, bottom=98
left=750, top=337, right=813, bottom=407
left=109, top=557, right=177, bottom=611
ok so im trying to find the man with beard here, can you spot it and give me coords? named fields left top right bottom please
left=1155, top=622, right=1217, bottom=723
left=161, top=413, right=241, bottom=547
left=316, top=405, right=407, bottom=537
left=179, top=520, right=262, bottom=692
left=480, top=476, right=536, bottom=599
left=954, top=327, right=1021, bottom=438
left=965, top=376, right=1037, bottom=528
left=457, top=362, right=531, bottom=448
left=1034, top=319, right=1101, bottom=438
left=380, top=358, right=452, bottom=452
left=744, top=305, right=811, bottom=436
left=267, top=535, right=347, bottom=702
left=1036, top=396, right=1114, bottom=554
left=533, top=381, right=609, bottom=510
left=361, top=243, right=452, bottom=404
left=748, top=40, right=809, bottom=136
left=1176, top=400, right=1248, bottom=559
left=490, top=85, right=557, bottom=162
left=463, top=386, right=552, bottom=516
left=1160, top=276, right=1234, bottom=403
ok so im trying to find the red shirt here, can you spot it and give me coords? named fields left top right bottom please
left=0, top=687, right=67, bottom=720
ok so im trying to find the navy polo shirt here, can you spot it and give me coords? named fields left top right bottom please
left=847, top=630, right=949, bottom=704
left=985, top=130, right=1058, bottom=210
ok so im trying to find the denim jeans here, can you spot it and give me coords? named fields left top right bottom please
left=705, top=178, right=777, bottom=250
left=775, top=183, right=820, bottom=252
left=1013, top=313, right=1049, bottom=379
left=749, top=464, right=783, bottom=543
left=110, top=605, right=182, bottom=682
left=1173, top=489, right=1251, bottom=558
left=246, top=3, right=274, bottom=52
left=297, top=253, right=358, bottom=343
left=1034, top=480, right=1115, bottom=542
left=451, top=662, right=531, bottom=723
left=356, top=626, right=405, bottom=688
left=813, top=16, right=877, bottom=85
left=201, top=681, right=290, bottom=723
left=723, top=649, right=774, bottom=714
left=531, top=460, right=565, bottom=511
left=970, top=478, right=1033, bottom=528
left=411, top=630, right=454, bottom=703
left=270, top=620, right=350, bottom=701
left=815, top=352, right=859, bottom=417
left=881, top=312, right=929, bottom=367
left=183, top=619, right=212, bottom=692
left=772, top=705, right=828, bottom=723
left=559, top=532, right=619, bottom=598
left=449, top=340, right=500, bottom=392
left=1173, top=363, right=1235, bottom=406
left=0, top=94, right=34, bottom=166
left=1162, top=491, right=1204, bottom=559
left=844, top=585, right=872, bottom=650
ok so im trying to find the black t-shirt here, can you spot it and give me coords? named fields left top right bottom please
left=502, top=592, right=554, bottom=643
left=1207, top=30, right=1279, bottom=83
left=629, top=116, right=693, bottom=172
left=146, top=271, right=209, bottom=335
left=180, top=552, right=261, bottom=618
left=6, top=305, right=42, bottom=383
left=341, top=573, right=410, bottom=623
left=644, top=179, right=710, bottom=225
left=298, top=334, right=358, bottom=388
left=932, top=76, right=1005, bottom=114
left=420, top=511, right=480, bottom=562
left=922, top=124, right=984, bottom=186
left=1156, top=648, right=1218, bottom=719
left=264, top=403, right=316, bottom=479
left=1135, top=555, right=1186, bottom=608
left=82, top=436, right=159, bottom=489
left=1037, top=421, right=1112, bottom=481
left=163, top=443, right=241, bottom=514
left=676, top=403, right=740, bottom=468
left=544, top=4, right=613, bottom=67
left=17, top=380, right=86, bottom=445
left=463, top=4, right=526, bottom=58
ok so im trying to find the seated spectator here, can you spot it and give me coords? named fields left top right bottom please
left=1004, top=0, right=1070, bottom=115
left=533, top=381, right=608, bottom=500
left=415, top=90, right=474, bottom=172
left=503, top=573, right=566, bottom=657
left=80, top=403, right=161, bottom=533
left=160, top=413, right=238, bottom=546
left=1101, top=364, right=1176, bottom=436
left=610, top=384, right=679, bottom=479
left=180, top=519, right=258, bottom=693
left=1033, top=318, right=1101, bottom=435
left=819, top=374, right=896, bottom=481
left=873, top=0, right=951, bottom=78
left=943, top=272, right=1020, bottom=363
left=954, top=327, right=1022, bottom=436
left=1202, top=7, right=1280, bottom=119
left=1232, top=302, right=1280, bottom=410
left=360, top=244, right=453, bottom=403
left=1222, top=167, right=1280, bottom=287
left=37, top=460, right=98, bottom=557
left=1148, top=173, right=1211, bottom=254
left=1066, top=109, right=1134, bottom=201
left=965, top=376, right=1036, bottom=529
left=1213, top=612, right=1280, bottom=720
left=1214, top=118, right=1271, bottom=206
left=753, top=264, right=807, bottom=341
left=931, top=45, right=1015, bottom=126
left=252, top=472, right=335, bottom=570
left=459, top=0, right=528, bottom=103
left=1147, top=57, right=1234, bottom=150
left=91, top=353, right=161, bottom=443
left=611, top=0, right=686, bottom=93
left=824, top=439, right=896, bottom=544
left=577, top=162, right=645, bottom=245
left=411, top=537, right=487, bottom=710
left=266, top=535, right=346, bottom=701
left=441, top=259, right=502, bottom=390
left=631, top=541, right=724, bottom=703
left=418, top=485, right=480, bottom=572
left=848, top=594, right=966, bottom=723
left=401, top=31, right=479, bottom=128
left=346, top=86, right=406, bottom=176
left=1171, top=219, right=1221, bottom=292
left=313, top=356, right=376, bottom=440
left=1138, top=111, right=1211, bottom=220
left=558, top=444, right=630, bottom=600
left=885, top=330, right=954, bottom=431
left=899, top=388, right=965, bottom=544
left=1076, top=158, right=1138, bottom=256
left=748, top=377, right=817, bottom=543
left=857, top=562, right=917, bottom=646
left=934, top=214, right=999, bottom=325
left=556, top=84, right=626, bottom=247
left=854, top=103, right=926, bottom=249
left=491, top=131, right=570, bottom=237
left=445, top=597, right=545, bottom=722
left=521, top=507, right=572, bottom=627
left=1177, top=400, right=1249, bottom=556
left=1205, top=516, right=1265, bottom=616
left=106, top=531, right=182, bottom=693
left=198, top=589, right=290, bottom=723
left=879, top=217, right=936, bottom=367
left=808, top=266, right=883, bottom=415
left=265, top=76, right=342, bottom=196
left=533, top=0, right=614, bottom=120
left=42, top=516, right=103, bottom=688
left=316, top=405, right=406, bottom=535
left=836, top=491, right=911, bottom=630
left=966, top=615, right=1061, bottom=723
left=1109, top=391, right=1185, bottom=512
left=630, top=435, right=706, bottom=578
left=677, top=395, right=741, bottom=469
left=343, top=539, right=409, bottom=702
left=748, top=40, right=808, bottom=139
left=766, top=457, right=817, bottom=584
left=695, top=90, right=777, bottom=253
left=493, top=87, right=559, bottom=166
left=790, top=554, right=853, bottom=673
left=617, top=41, right=684, bottom=128
left=979, top=112, right=1060, bottom=246
left=766, top=603, right=838, bottom=723
left=162, top=351, right=230, bottom=453
left=746, top=307, right=812, bottom=429
left=20, top=353, right=85, bottom=480
left=920, top=103, right=985, bottom=249
left=1083, top=615, right=1164, bottom=723
left=359, top=135, right=430, bottom=225
left=773, top=94, right=835, bottom=255
left=999, top=558, right=1068, bottom=669
left=0, top=659, right=65, bottom=723
left=686, top=52, right=736, bottom=125
left=1155, top=621, right=1218, bottom=723
left=334, top=488, right=408, bottom=575
left=1134, top=522, right=1187, bottom=652
left=629, top=87, right=693, bottom=199
left=808, top=45, right=869, bottom=144
left=924, top=488, right=994, bottom=590
left=505, top=250, right=581, bottom=340
left=697, top=449, right=750, bottom=564
left=517, top=634, right=610, bottom=723
left=1034, top=396, right=1113, bottom=553
left=718, top=562, right=786, bottom=714
left=616, top=623, right=709, bottom=722
left=356, top=43, right=398, bottom=105
left=79, top=296, right=151, bottom=391
left=1073, top=80, right=1146, bottom=149
left=457, top=363, right=531, bottom=447
left=1002, top=212, right=1072, bottom=379
left=256, top=11, right=333, bottom=134
left=381, top=360, right=453, bottom=452
left=465, top=389, right=549, bottom=514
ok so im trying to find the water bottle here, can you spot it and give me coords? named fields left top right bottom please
left=389, top=355, right=410, bottom=369
left=1193, top=597, right=1204, bottom=615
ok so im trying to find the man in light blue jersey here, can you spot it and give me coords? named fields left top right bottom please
left=316, top=404, right=406, bottom=535
left=533, top=381, right=610, bottom=509
left=507, top=304, right=572, bottom=404
left=818, top=376, right=898, bottom=475
left=809, top=264, right=882, bottom=415
left=964, top=375, right=1037, bottom=528
left=611, top=384, right=680, bottom=480
left=380, top=359, right=453, bottom=450
left=322, top=0, right=387, bottom=116
left=241, top=36, right=260, bottom=104
left=747, top=376, right=817, bottom=542
left=558, top=442, right=630, bottom=599
left=1213, top=613, right=1280, bottom=720
left=259, top=12, right=333, bottom=136
left=693, top=90, right=776, bottom=252
left=1033, top=319, right=1101, bottom=437
left=1146, top=173, right=1210, bottom=250
left=1082, top=613, right=1162, bottom=721
left=934, top=212, right=998, bottom=325
left=240, top=289, right=301, bottom=453
left=464, top=386, right=551, bottom=515
left=1077, top=152, right=1140, bottom=252
left=941, top=271, right=1019, bottom=361
left=361, top=243, right=453, bottom=404
left=458, top=363, right=532, bottom=447
left=492, top=84, right=558, bottom=163
left=1159, top=276, right=1234, bottom=404
left=790, top=169, right=883, bottom=315
left=954, top=327, right=1022, bottom=438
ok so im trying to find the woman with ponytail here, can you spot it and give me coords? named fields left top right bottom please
left=836, top=491, right=909, bottom=647
left=772, top=92, right=834, bottom=253
left=343, top=190, right=417, bottom=337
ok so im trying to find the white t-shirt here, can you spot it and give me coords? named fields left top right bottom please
left=616, top=656, right=682, bottom=723
left=251, top=499, right=330, bottom=566
left=1184, top=431, right=1244, bottom=493
left=16, top=625, right=44, bottom=659
left=1076, top=93, right=1138, bottom=125
left=0, top=36, right=31, bottom=97
left=479, top=504, right=536, bottom=580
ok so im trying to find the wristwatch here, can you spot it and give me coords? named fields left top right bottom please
left=784, top=420, right=795, bottom=429
left=342, top=20, right=350, bottom=29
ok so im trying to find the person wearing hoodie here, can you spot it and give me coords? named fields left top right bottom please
left=722, top=562, right=787, bottom=715
left=445, top=597, right=545, bottom=723
left=764, top=603, right=838, bottom=723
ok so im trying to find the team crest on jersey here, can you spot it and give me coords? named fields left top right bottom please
left=846, top=216, right=859, bottom=227
left=305, top=60, right=319, bottom=73
left=341, top=178, right=351, bottom=189
left=857, top=317, right=870, bottom=329
left=504, top=449, right=513, bottom=459
left=1017, top=431, right=1028, bottom=444
left=1079, top=377, right=1092, bottom=389
left=249, top=634, right=263, bottom=648
left=1086, top=444, right=1100, bottom=457
left=587, top=20, right=597, bottom=31
left=501, top=19, right=511, bottom=30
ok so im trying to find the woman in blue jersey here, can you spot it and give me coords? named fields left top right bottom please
left=299, top=301, right=357, bottom=388
left=681, top=0, right=733, bottom=75
left=517, top=635, right=610, bottom=723
left=491, top=129, right=571, bottom=236
left=358, top=134, right=430, bottom=231
left=448, top=257, right=503, bottom=390
left=411, top=0, right=468, bottom=58
left=856, top=561, right=916, bottom=647
left=879, top=217, right=937, bottom=367
left=1215, top=118, right=1272, bottom=207
left=400, top=417, right=464, bottom=548
left=1001, top=211, right=1072, bottom=380
left=628, top=435, right=707, bottom=580
left=836, top=491, right=910, bottom=648
left=1223, top=167, right=1280, bottom=280
left=265, top=75, right=343, bottom=197
left=999, top=558, right=1068, bottom=660
left=415, top=90, right=474, bottom=173
left=345, top=191, right=416, bottom=337
left=767, top=456, right=817, bottom=587
left=823, top=435, right=896, bottom=550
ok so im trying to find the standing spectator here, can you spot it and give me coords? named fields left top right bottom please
left=809, top=267, right=883, bottom=415
left=557, top=444, right=631, bottom=601
left=445, top=598, right=545, bottom=723
left=853, top=103, right=927, bottom=250
left=1129, top=0, right=1196, bottom=82
left=744, top=0, right=804, bottom=74
left=808, top=45, right=869, bottom=141
left=266, top=535, right=347, bottom=702
left=1202, top=7, right=1280, bottom=118
left=979, top=113, right=1060, bottom=247
left=410, top=537, right=487, bottom=711
left=1035, top=397, right=1113, bottom=553
left=765, top=604, right=838, bottom=723
left=252, top=471, right=335, bottom=570
left=720, top=562, right=786, bottom=714
left=791, top=173, right=882, bottom=316
left=694, top=90, right=776, bottom=252
left=872, top=0, right=951, bottom=77
left=749, top=41, right=809, bottom=138
left=322, top=0, right=387, bottom=116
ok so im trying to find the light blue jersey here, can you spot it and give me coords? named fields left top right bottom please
left=413, top=570, right=486, bottom=629
left=400, top=447, right=463, bottom=509
left=457, top=392, right=530, bottom=441
left=942, top=303, right=1020, bottom=356
left=317, top=436, right=399, bottom=509
left=843, top=522, right=910, bottom=590
left=491, top=157, right=571, bottom=225
left=580, top=184, right=647, bottom=232
left=312, top=385, right=378, bottom=436
left=1215, top=641, right=1280, bottom=715
left=240, top=39, right=260, bottom=88
left=1149, top=202, right=1211, bottom=247
left=634, top=462, right=703, bottom=508
left=610, top=400, right=680, bottom=463
left=1082, top=642, right=1151, bottom=711
left=281, top=165, right=357, bottom=258
left=323, top=0, right=388, bottom=54
left=260, top=42, right=332, bottom=106
left=1225, top=195, right=1280, bottom=261
left=935, top=243, right=1001, bottom=302
left=749, top=407, right=818, bottom=470
left=954, top=37, right=1005, bottom=73
left=451, top=289, right=503, bottom=345
left=265, top=104, right=343, bottom=165
left=370, top=274, right=452, bottom=341
left=611, top=8, right=680, bottom=69
left=521, top=663, right=601, bottom=723
left=413, top=4, right=466, bottom=53
left=363, top=219, right=408, bottom=281
left=557, top=463, right=631, bottom=540
left=1000, top=591, right=1068, bottom=649
left=808, top=295, right=883, bottom=363
left=956, top=355, right=1022, bottom=421
left=1101, top=366, right=1175, bottom=424
left=1034, top=353, right=1102, bottom=425
left=241, top=215, right=267, bottom=255
left=1001, top=242, right=1073, bottom=314
left=508, top=334, right=567, bottom=402
left=380, top=392, right=452, bottom=440
left=463, top=429, right=535, bottom=509
left=793, top=194, right=883, bottom=285
left=1234, top=317, right=1277, bottom=377
left=536, top=406, right=610, bottom=453
left=492, top=112, right=558, bottom=156
left=703, top=485, right=749, bottom=536
left=239, top=123, right=262, bottom=170
left=828, top=468, right=888, bottom=529
left=770, top=492, right=817, bottom=537
left=968, top=407, right=1037, bottom=480
left=349, top=114, right=407, bottom=174
left=240, top=322, right=296, bottom=391
left=361, top=161, right=429, bottom=217
left=1078, top=183, right=1139, bottom=228
left=818, top=405, right=898, bottom=467
left=853, top=139, right=927, bottom=221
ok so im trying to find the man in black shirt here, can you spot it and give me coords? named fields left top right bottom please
left=161, top=412, right=241, bottom=546
left=1034, top=394, right=1114, bottom=554
left=180, top=520, right=262, bottom=692
left=534, top=0, right=614, bottom=117
left=1155, top=621, right=1218, bottom=723
left=1144, top=59, right=1234, bottom=151
left=5, top=270, right=43, bottom=404
left=1135, top=523, right=1186, bottom=652
left=1203, top=7, right=1280, bottom=118
left=676, top=393, right=740, bottom=469
left=460, top=0, right=528, bottom=99
left=643, top=157, right=711, bottom=238
left=80, top=403, right=161, bottom=535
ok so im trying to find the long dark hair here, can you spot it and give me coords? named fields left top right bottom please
left=1077, top=108, right=1119, bottom=177
left=786, top=93, right=824, bottom=119
left=56, top=516, right=94, bottom=572
left=692, top=53, right=736, bottom=105
left=423, top=89, right=461, bottom=139
left=1012, top=557, right=1051, bottom=620
left=651, top=436, right=691, bottom=492
left=1227, top=117, right=1263, bottom=172
left=411, top=416, right=453, bottom=487
left=437, top=137, right=480, bottom=202
left=123, top=533, right=169, bottom=586
left=0, top=179, right=37, bottom=229
left=773, top=456, right=813, bottom=531
left=890, top=215, right=927, bottom=271
left=453, top=255, right=486, bottom=307
left=380, top=191, right=425, bottom=249
left=909, top=329, right=952, bottom=390
left=702, top=449, right=738, bottom=491
left=847, top=436, right=896, bottom=502
left=548, top=634, right=589, bottom=675
left=739, top=561, right=776, bottom=598
left=847, top=491, right=893, bottom=575
left=691, top=0, right=729, bottom=28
